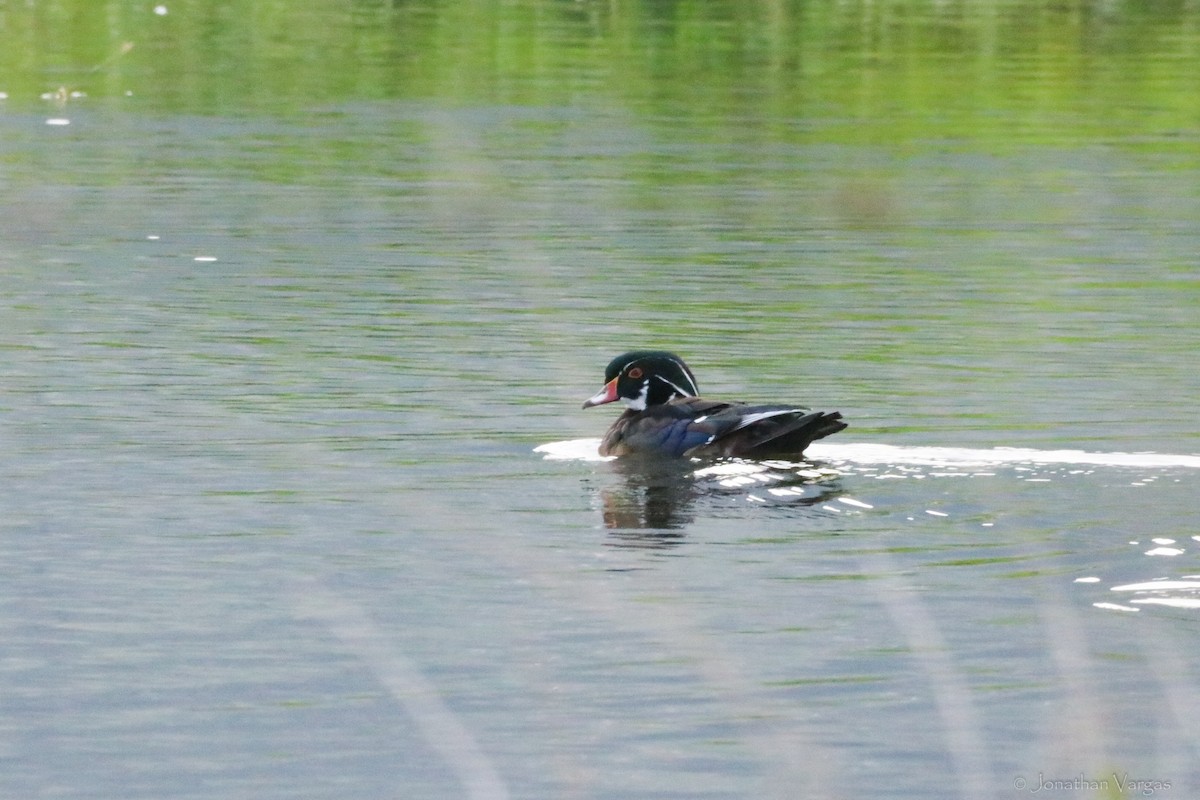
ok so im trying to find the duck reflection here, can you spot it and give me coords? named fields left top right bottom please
left=598, top=457, right=845, bottom=547
left=600, top=458, right=698, bottom=539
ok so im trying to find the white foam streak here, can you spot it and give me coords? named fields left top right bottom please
left=1107, top=580, right=1200, bottom=613
left=534, top=438, right=610, bottom=461
left=1112, top=580, right=1200, bottom=592
left=1131, top=597, right=1200, bottom=609
left=806, top=442, right=1200, bottom=469
left=536, top=439, right=1200, bottom=469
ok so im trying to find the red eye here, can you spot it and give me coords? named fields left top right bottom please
left=627, top=367, right=643, bottom=379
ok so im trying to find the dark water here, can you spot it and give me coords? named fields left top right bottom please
left=3, top=3, right=1200, bottom=799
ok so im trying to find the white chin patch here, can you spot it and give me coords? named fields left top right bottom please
left=624, top=381, right=650, bottom=411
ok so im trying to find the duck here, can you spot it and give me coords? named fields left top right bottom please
left=583, top=350, right=847, bottom=459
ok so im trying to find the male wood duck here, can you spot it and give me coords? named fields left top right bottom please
left=583, top=350, right=847, bottom=459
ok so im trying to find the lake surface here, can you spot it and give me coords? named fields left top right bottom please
left=2, top=2, right=1199, bottom=798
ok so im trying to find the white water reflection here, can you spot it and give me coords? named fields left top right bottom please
left=536, top=439, right=1200, bottom=470
left=534, top=439, right=612, bottom=462
left=813, top=443, right=1200, bottom=469
left=1104, top=578, right=1200, bottom=611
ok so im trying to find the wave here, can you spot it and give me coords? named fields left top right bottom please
left=535, top=439, right=1200, bottom=469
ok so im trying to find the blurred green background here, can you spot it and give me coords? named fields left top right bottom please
left=3, top=0, right=1197, bottom=150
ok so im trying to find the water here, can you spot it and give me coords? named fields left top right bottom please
left=3, top=3, right=1200, bottom=798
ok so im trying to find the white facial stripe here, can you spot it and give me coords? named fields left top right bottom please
left=655, top=374, right=696, bottom=398
left=667, top=359, right=700, bottom=395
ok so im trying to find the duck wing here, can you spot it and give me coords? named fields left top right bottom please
left=599, top=398, right=735, bottom=457
left=600, top=398, right=846, bottom=459
left=690, top=406, right=846, bottom=459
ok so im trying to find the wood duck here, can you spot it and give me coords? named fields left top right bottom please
left=583, top=350, right=847, bottom=459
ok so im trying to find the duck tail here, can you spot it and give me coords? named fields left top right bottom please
left=741, top=410, right=847, bottom=458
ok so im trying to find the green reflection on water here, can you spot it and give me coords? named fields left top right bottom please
left=1, top=0, right=1197, bottom=147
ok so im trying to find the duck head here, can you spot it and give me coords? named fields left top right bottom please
left=583, top=350, right=701, bottom=411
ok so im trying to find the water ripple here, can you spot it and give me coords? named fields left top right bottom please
left=536, top=439, right=1200, bottom=469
